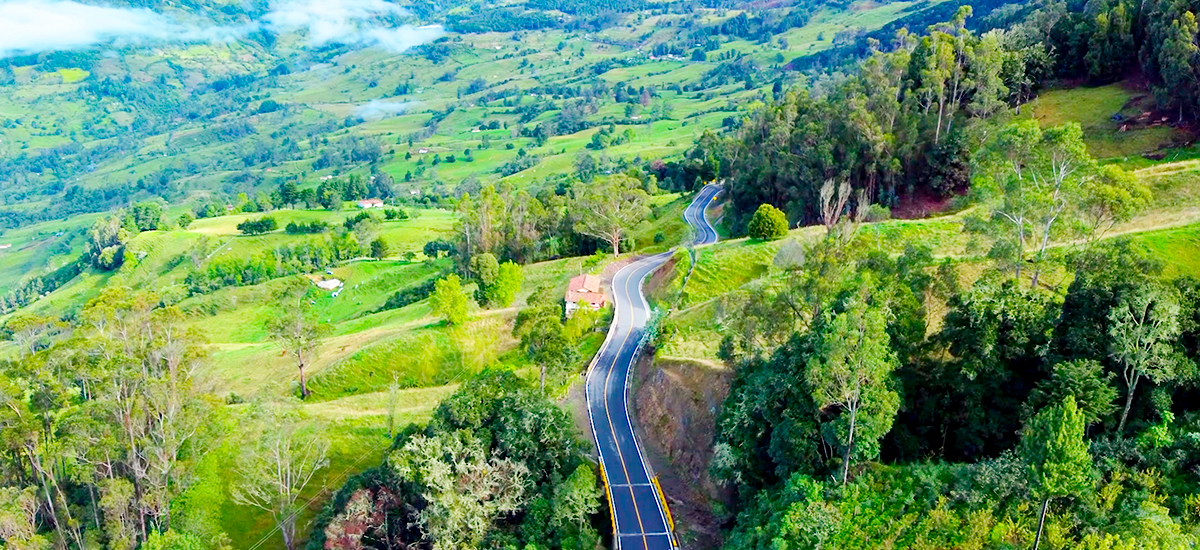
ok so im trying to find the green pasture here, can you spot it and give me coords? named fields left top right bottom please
left=0, top=213, right=98, bottom=295
left=1024, top=83, right=1188, bottom=160
left=1131, top=224, right=1200, bottom=279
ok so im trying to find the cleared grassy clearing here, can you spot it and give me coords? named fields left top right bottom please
left=633, top=193, right=691, bottom=253
left=1024, top=83, right=1188, bottom=159
left=307, top=315, right=513, bottom=402
left=1132, top=224, right=1200, bottom=279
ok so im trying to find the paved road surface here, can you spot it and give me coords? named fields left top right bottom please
left=586, top=184, right=722, bottom=550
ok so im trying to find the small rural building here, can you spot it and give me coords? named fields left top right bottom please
left=0, top=244, right=11, bottom=250
left=357, top=199, right=384, bottom=209
left=565, top=274, right=607, bottom=316
left=316, top=278, right=342, bottom=291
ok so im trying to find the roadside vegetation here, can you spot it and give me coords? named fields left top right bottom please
left=6, top=0, right=1200, bottom=549
left=636, top=0, right=1200, bottom=547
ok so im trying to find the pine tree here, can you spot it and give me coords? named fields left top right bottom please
left=1157, top=12, right=1199, bottom=122
left=1021, top=395, right=1093, bottom=550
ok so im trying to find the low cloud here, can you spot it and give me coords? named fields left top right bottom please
left=363, top=26, right=446, bottom=53
left=266, top=0, right=444, bottom=53
left=0, top=0, right=442, bottom=58
left=354, top=100, right=416, bottom=120
left=0, top=0, right=248, bottom=57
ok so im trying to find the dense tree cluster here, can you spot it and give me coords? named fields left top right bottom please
left=698, top=7, right=1042, bottom=231
left=451, top=175, right=652, bottom=268
left=307, top=370, right=602, bottom=550
left=706, top=0, right=1200, bottom=234
left=468, top=253, right=524, bottom=308
left=0, top=262, right=83, bottom=315
left=236, top=216, right=278, bottom=235
left=976, top=0, right=1200, bottom=122
left=0, top=288, right=231, bottom=550
left=184, top=232, right=367, bottom=294
left=713, top=225, right=1200, bottom=547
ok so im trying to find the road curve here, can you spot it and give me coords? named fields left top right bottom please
left=585, top=184, right=722, bottom=550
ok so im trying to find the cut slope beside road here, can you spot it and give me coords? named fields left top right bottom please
left=585, top=184, right=721, bottom=550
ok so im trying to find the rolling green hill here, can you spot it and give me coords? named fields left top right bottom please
left=10, top=0, right=1200, bottom=549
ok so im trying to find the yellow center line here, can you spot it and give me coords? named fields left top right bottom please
left=600, top=186, right=718, bottom=548
left=601, top=257, right=651, bottom=549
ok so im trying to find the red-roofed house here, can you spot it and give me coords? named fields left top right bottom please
left=357, top=198, right=384, bottom=209
left=565, top=274, right=607, bottom=316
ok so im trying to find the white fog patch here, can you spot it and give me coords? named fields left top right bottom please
left=266, top=0, right=444, bottom=52
left=0, top=0, right=248, bottom=57
left=0, top=0, right=443, bottom=58
left=364, top=25, right=446, bottom=53
left=354, top=100, right=416, bottom=120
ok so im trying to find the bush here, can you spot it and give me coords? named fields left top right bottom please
left=747, top=203, right=788, bottom=240
left=177, top=212, right=195, bottom=229
left=383, top=208, right=409, bottom=220
left=370, top=237, right=390, bottom=260
left=285, top=221, right=331, bottom=234
left=497, top=155, right=540, bottom=176
left=343, top=211, right=380, bottom=230
left=378, top=278, right=440, bottom=312
left=863, top=203, right=892, bottom=222
left=431, top=274, right=470, bottom=325
left=236, top=216, right=278, bottom=235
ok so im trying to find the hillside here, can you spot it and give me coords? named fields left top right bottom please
left=5, top=1, right=1200, bottom=550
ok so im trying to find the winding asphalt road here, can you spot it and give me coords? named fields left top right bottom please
left=585, top=183, right=722, bottom=550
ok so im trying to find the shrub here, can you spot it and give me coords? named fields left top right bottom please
left=370, top=237, right=390, bottom=260
left=431, top=274, right=470, bottom=325
left=863, top=203, right=892, bottom=223
left=177, top=212, right=195, bottom=229
left=497, top=155, right=540, bottom=176
left=285, top=221, right=331, bottom=234
left=343, top=211, right=380, bottom=230
left=236, top=216, right=278, bottom=235
left=378, top=278, right=440, bottom=312
left=747, top=203, right=788, bottom=240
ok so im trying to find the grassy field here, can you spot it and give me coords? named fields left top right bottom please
left=1133, top=224, right=1200, bottom=278
left=1024, top=83, right=1189, bottom=160
left=0, top=1, right=1051, bottom=546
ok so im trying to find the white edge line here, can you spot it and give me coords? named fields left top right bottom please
left=587, top=185, right=722, bottom=546
left=622, top=254, right=674, bottom=539
left=584, top=264, right=624, bottom=547
left=586, top=256, right=649, bottom=548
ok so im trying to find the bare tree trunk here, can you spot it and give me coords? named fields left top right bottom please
left=935, top=97, right=945, bottom=145
left=38, top=468, right=69, bottom=547
left=1118, top=375, right=1138, bottom=435
left=1015, top=222, right=1025, bottom=282
left=282, top=516, right=297, bottom=550
left=841, top=406, right=858, bottom=485
left=31, top=452, right=83, bottom=550
left=298, top=350, right=309, bottom=399
left=1033, top=497, right=1050, bottom=550
left=540, top=364, right=547, bottom=394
